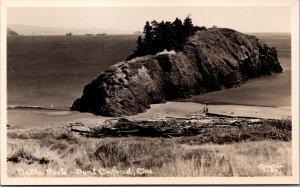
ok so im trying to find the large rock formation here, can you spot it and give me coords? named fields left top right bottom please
left=71, top=28, right=282, bottom=116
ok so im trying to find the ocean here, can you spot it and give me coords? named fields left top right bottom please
left=7, top=35, right=138, bottom=109
left=7, top=33, right=291, bottom=110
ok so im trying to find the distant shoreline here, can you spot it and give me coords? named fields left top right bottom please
left=7, top=105, right=69, bottom=111
left=7, top=34, right=139, bottom=37
left=7, top=32, right=291, bottom=37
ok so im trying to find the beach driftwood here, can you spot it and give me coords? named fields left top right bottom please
left=68, top=116, right=291, bottom=144
left=68, top=115, right=271, bottom=137
left=70, top=118, right=202, bottom=138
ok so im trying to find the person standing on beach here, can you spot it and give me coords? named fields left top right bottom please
left=202, top=104, right=209, bottom=113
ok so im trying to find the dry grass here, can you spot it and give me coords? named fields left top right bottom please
left=7, top=124, right=292, bottom=177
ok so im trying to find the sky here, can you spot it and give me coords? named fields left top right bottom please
left=8, top=6, right=291, bottom=33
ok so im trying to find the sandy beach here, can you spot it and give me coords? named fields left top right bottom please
left=8, top=101, right=291, bottom=129
left=133, top=102, right=291, bottom=120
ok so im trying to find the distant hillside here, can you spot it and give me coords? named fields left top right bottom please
left=7, top=28, right=18, bottom=36
left=8, top=24, right=133, bottom=35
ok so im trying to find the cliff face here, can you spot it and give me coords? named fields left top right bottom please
left=71, top=28, right=282, bottom=116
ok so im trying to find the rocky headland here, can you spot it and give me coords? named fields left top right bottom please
left=71, top=28, right=282, bottom=116
left=7, top=28, right=19, bottom=36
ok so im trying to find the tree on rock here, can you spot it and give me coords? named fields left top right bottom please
left=127, top=15, right=206, bottom=60
left=143, top=21, right=154, bottom=54
left=183, top=15, right=194, bottom=37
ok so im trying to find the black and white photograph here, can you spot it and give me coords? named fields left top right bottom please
left=1, top=0, right=299, bottom=185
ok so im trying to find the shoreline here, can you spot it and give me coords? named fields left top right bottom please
left=181, top=100, right=291, bottom=109
left=7, top=101, right=291, bottom=129
left=133, top=102, right=291, bottom=120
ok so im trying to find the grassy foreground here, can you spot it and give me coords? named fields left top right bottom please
left=7, top=120, right=292, bottom=177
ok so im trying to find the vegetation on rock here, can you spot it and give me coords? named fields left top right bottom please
left=127, top=16, right=206, bottom=60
